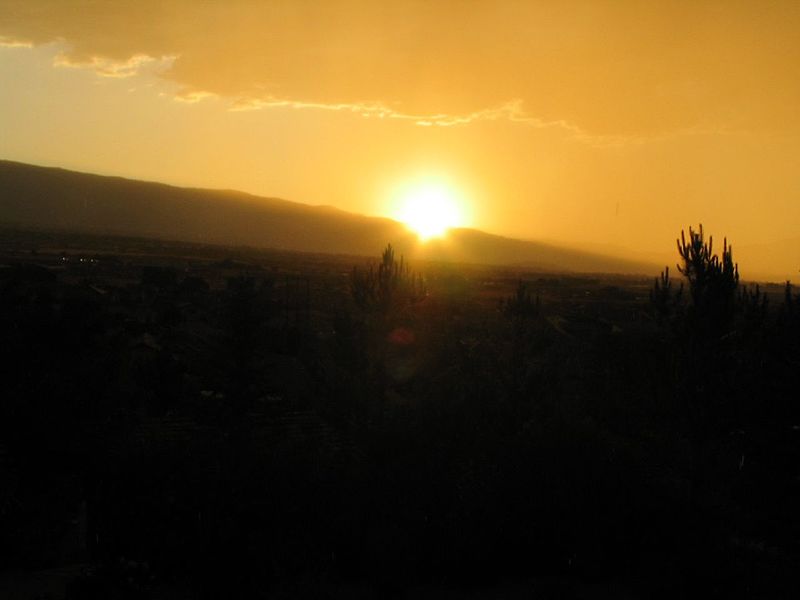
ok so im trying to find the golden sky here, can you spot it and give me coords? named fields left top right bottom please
left=1, top=1, right=799, bottom=279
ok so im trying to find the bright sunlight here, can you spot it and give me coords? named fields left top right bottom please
left=393, top=182, right=466, bottom=240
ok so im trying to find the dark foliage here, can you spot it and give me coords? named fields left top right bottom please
left=501, top=279, right=540, bottom=320
left=677, top=224, right=739, bottom=341
left=1, top=229, right=799, bottom=598
left=350, top=244, right=426, bottom=315
left=649, top=265, right=683, bottom=323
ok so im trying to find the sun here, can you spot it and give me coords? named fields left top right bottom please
left=394, top=182, right=465, bottom=240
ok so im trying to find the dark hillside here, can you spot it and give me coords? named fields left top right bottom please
left=0, top=160, right=656, bottom=274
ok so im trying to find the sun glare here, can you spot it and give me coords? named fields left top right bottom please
left=394, top=183, right=465, bottom=241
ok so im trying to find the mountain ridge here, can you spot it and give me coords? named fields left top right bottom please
left=0, top=159, right=657, bottom=275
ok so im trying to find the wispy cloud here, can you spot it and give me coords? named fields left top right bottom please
left=1, top=1, right=797, bottom=143
left=225, top=94, right=727, bottom=147
left=0, top=36, right=33, bottom=48
left=11, top=34, right=734, bottom=148
left=229, top=95, right=579, bottom=132
left=173, top=90, right=218, bottom=104
left=53, top=52, right=175, bottom=78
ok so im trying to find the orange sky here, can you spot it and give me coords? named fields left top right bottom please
left=1, top=1, right=799, bottom=280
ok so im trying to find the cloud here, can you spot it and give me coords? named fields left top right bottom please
left=53, top=52, right=174, bottom=78
left=0, top=36, right=33, bottom=48
left=227, top=95, right=589, bottom=137
left=1, top=0, right=799, bottom=138
left=225, top=94, right=730, bottom=148
left=173, top=90, right=217, bottom=104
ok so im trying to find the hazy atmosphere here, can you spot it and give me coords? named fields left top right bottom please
left=4, top=3, right=800, bottom=598
left=2, top=0, right=799, bottom=279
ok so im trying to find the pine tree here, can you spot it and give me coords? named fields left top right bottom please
left=649, top=266, right=683, bottom=323
left=676, top=224, right=739, bottom=341
left=350, top=244, right=426, bottom=314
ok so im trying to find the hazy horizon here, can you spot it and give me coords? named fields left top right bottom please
left=1, top=1, right=799, bottom=279
left=2, top=5, right=800, bottom=594
left=0, top=159, right=665, bottom=279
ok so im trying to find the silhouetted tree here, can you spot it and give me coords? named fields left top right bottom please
left=649, top=266, right=683, bottom=323
left=350, top=244, right=426, bottom=314
left=502, top=280, right=540, bottom=321
left=677, top=224, right=739, bottom=341
left=780, top=280, right=798, bottom=318
left=775, top=280, right=800, bottom=367
left=738, top=283, right=768, bottom=335
left=499, top=280, right=545, bottom=406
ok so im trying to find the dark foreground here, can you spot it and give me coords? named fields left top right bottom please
left=1, top=227, right=799, bottom=599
